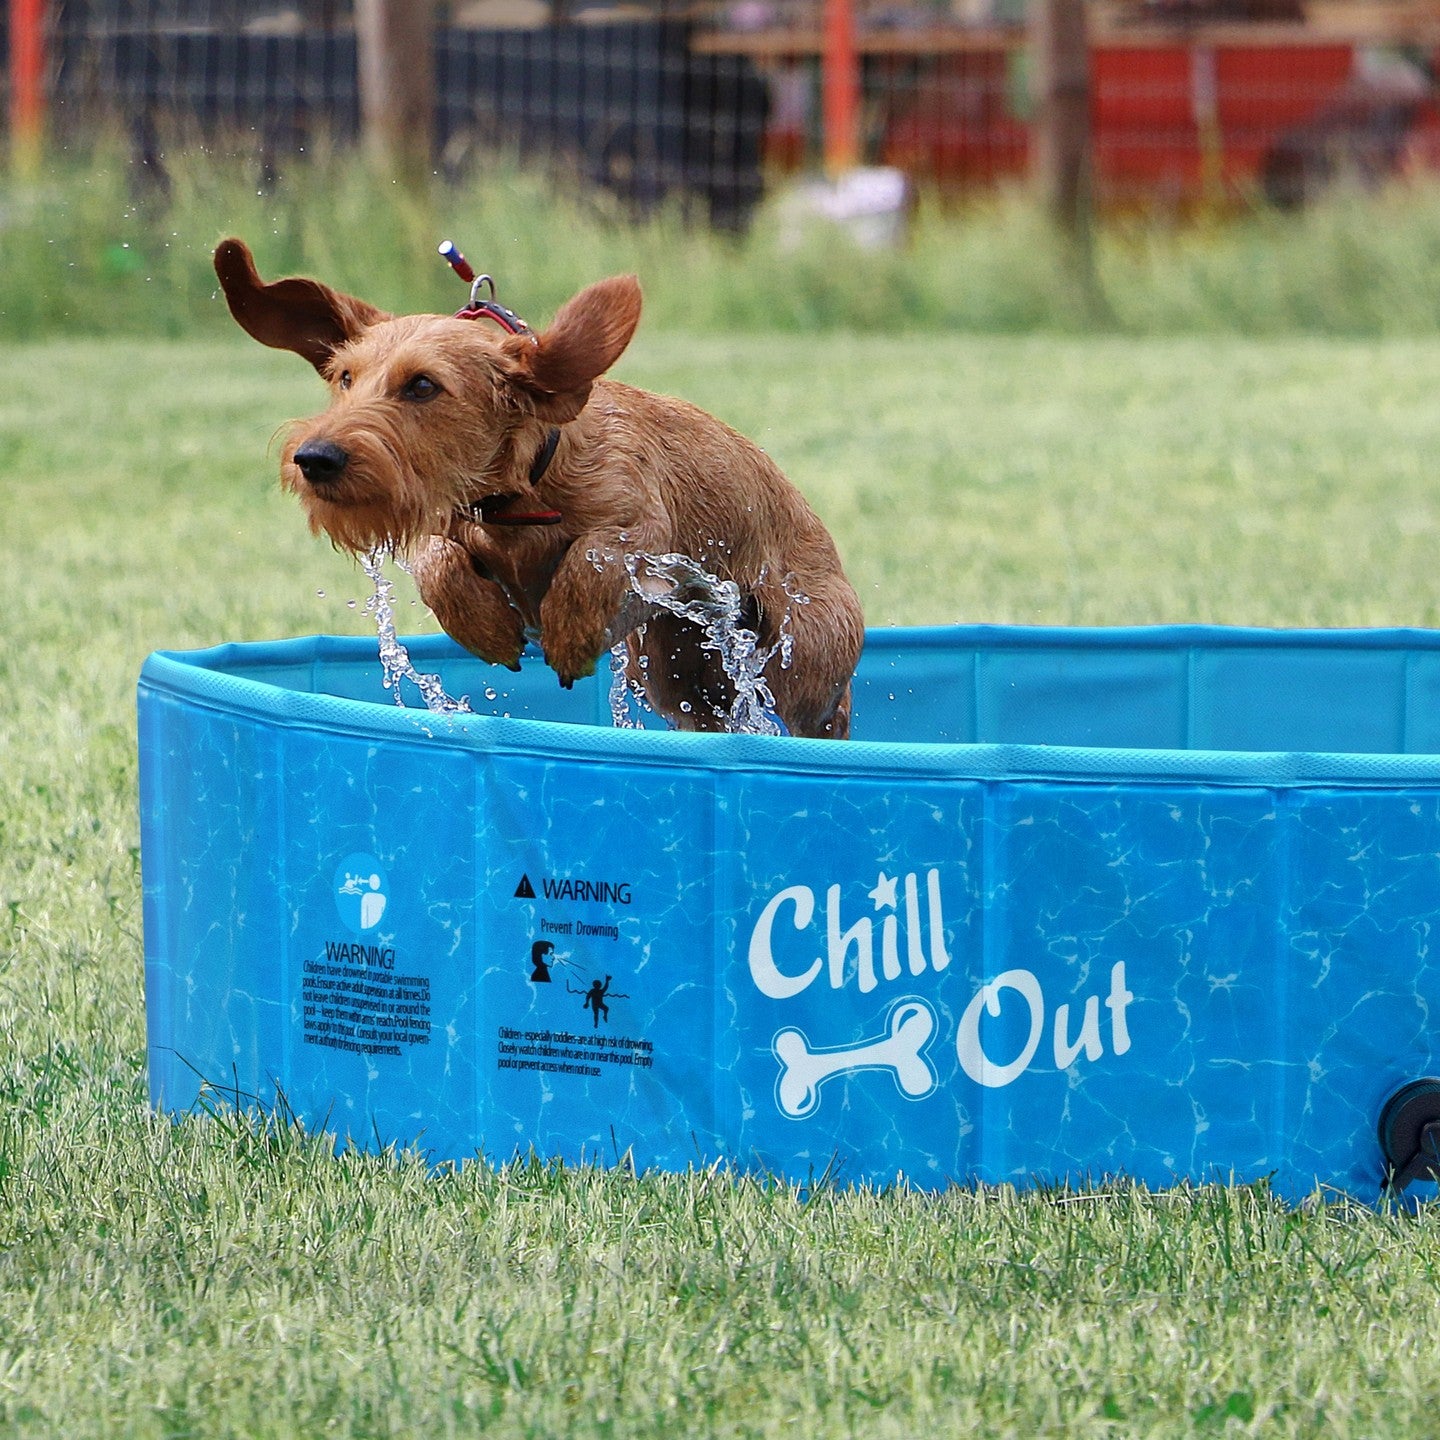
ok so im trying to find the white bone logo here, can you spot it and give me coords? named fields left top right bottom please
left=772, top=998, right=938, bottom=1119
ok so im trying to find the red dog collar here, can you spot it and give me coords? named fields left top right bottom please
left=462, top=430, right=564, bottom=527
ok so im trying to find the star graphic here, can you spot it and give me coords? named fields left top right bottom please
left=869, top=871, right=899, bottom=910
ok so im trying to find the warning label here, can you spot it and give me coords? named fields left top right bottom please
left=302, top=957, right=432, bottom=1057
left=495, top=1026, right=653, bottom=1077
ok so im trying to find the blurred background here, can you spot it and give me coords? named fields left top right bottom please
left=9, top=0, right=1440, bottom=339
left=11, top=0, right=1440, bottom=224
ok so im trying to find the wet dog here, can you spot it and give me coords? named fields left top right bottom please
left=215, top=239, right=863, bottom=737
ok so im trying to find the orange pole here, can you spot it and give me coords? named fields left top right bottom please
left=10, top=0, right=46, bottom=174
left=821, top=0, right=859, bottom=174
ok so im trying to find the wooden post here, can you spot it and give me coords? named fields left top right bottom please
left=1030, top=0, right=1106, bottom=318
left=1030, top=0, right=1091, bottom=237
left=10, top=0, right=47, bottom=176
left=356, top=0, right=435, bottom=184
left=822, top=0, right=860, bottom=175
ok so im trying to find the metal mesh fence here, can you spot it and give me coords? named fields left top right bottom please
left=12, top=0, right=1440, bottom=217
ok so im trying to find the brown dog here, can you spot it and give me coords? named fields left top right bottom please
left=214, top=239, right=864, bottom=738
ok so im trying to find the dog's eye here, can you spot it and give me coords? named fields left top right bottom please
left=338, top=370, right=352, bottom=391
left=402, top=374, right=442, bottom=402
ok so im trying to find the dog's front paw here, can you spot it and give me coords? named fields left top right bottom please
left=540, top=611, right=608, bottom=691
left=549, top=653, right=599, bottom=690
left=410, top=536, right=527, bottom=669
left=539, top=549, right=635, bottom=690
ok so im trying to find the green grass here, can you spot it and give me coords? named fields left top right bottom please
left=8, top=328, right=1440, bottom=1435
left=13, top=146, right=1440, bottom=338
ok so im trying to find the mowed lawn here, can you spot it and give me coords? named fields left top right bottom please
left=6, top=330, right=1440, bottom=1436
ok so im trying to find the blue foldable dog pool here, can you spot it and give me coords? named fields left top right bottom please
left=138, top=625, right=1440, bottom=1201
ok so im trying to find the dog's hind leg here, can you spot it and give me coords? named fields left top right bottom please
left=409, top=535, right=528, bottom=671
left=759, top=572, right=865, bottom=740
left=629, top=613, right=738, bottom=731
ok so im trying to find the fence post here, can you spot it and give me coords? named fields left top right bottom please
left=822, top=0, right=860, bottom=174
left=1029, top=0, right=1105, bottom=317
left=1030, top=0, right=1091, bottom=235
left=9, top=0, right=47, bottom=176
left=356, top=0, right=435, bottom=184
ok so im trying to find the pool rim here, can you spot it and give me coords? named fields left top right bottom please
left=138, top=622, right=1440, bottom=791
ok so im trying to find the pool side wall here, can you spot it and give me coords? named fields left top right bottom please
left=138, top=628, right=1440, bottom=1198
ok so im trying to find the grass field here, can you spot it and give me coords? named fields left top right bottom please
left=8, top=328, right=1440, bottom=1435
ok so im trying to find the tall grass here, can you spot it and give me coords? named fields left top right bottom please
left=9, top=142, right=1440, bottom=337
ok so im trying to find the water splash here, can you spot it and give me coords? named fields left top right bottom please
left=360, top=551, right=473, bottom=715
left=356, top=547, right=799, bottom=734
left=608, top=633, right=645, bottom=729
left=607, top=552, right=807, bottom=737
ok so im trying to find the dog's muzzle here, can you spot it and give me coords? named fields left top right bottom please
left=292, top=439, right=349, bottom=486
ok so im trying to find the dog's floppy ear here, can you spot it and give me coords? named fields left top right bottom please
left=501, top=275, right=642, bottom=423
left=214, top=238, right=392, bottom=374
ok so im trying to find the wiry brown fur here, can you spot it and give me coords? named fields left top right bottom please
left=215, top=238, right=864, bottom=738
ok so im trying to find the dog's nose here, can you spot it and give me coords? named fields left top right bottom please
left=292, top=439, right=349, bottom=485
